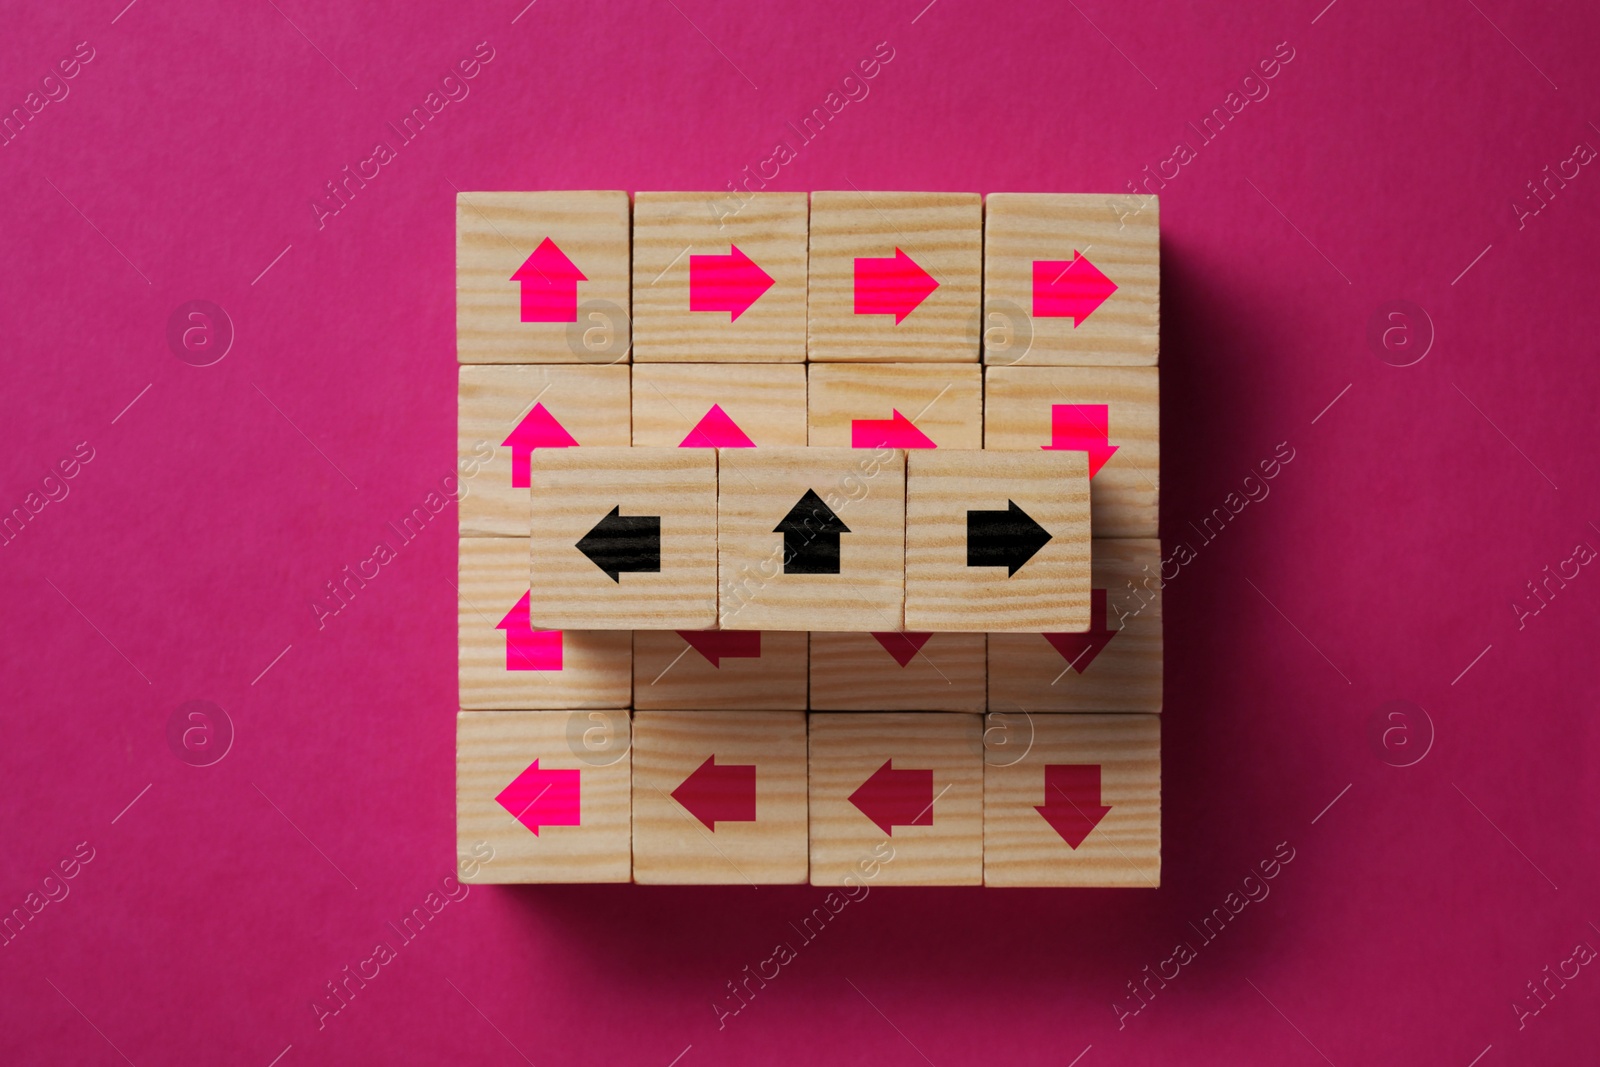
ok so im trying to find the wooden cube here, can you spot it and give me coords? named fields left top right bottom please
left=988, top=539, right=1163, bottom=713
left=983, top=193, right=1159, bottom=367
left=458, top=364, right=631, bottom=538
left=458, top=537, right=631, bottom=710
left=983, top=713, right=1160, bottom=887
left=807, top=191, right=982, bottom=362
left=632, top=711, right=808, bottom=884
left=808, top=632, right=986, bottom=712
left=632, top=192, right=808, bottom=363
left=903, top=450, right=1090, bottom=632
left=631, top=363, right=807, bottom=448
left=456, top=191, right=631, bottom=364
left=633, top=630, right=807, bottom=710
left=529, top=448, right=717, bottom=630
left=984, top=365, right=1159, bottom=539
left=456, top=710, right=632, bottom=883
left=809, top=712, right=983, bottom=885
left=806, top=364, right=982, bottom=449
left=717, top=447, right=905, bottom=632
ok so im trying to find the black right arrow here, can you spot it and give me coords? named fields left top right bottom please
left=774, top=489, right=850, bottom=574
left=966, top=500, right=1052, bottom=576
left=576, top=505, right=661, bottom=582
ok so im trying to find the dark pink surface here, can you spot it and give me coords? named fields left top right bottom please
left=3, top=1, right=1598, bottom=1063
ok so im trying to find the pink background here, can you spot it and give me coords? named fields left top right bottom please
left=3, top=0, right=1598, bottom=1063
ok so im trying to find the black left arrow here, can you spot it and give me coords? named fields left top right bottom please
left=967, top=500, right=1051, bottom=576
left=576, top=506, right=661, bottom=582
left=775, top=489, right=849, bottom=574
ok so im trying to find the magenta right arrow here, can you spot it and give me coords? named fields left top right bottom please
left=1033, top=251, right=1116, bottom=326
left=690, top=245, right=774, bottom=321
left=854, top=248, right=938, bottom=324
left=851, top=410, right=937, bottom=449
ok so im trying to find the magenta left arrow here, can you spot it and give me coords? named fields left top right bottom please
left=496, top=759, right=581, bottom=836
left=496, top=591, right=563, bottom=671
left=512, top=237, right=586, bottom=323
left=502, top=402, right=578, bottom=488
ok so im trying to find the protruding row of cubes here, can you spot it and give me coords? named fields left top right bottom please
left=458, top=709, right=1159, bottom=887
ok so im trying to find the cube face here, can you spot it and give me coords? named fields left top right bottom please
left=456, top=191, right=631, bottom=364
left=809, top=713, right=983, bottom=885
left=808, top=192, right=982, bottom=362
left=984, top=365, right=1159, bottom=539
left=806, top=364, right=982, bottom=449
left=458, top=537, right=631, bottom=710
left=632, top=630, right=808, bottom=710
left=808, top=631, right=986, bottom=712
left=983, top=713, right=1160, bottom=887
left=530, top=448, right=718, bottom=630
left=988, top=539, right=1163, bottom=713
left=632, top=192, right=809, bottom=363
left=983, top=194, right=1159, bottom=367
left=458, top=364, right=632, bottom=537
left=631, top=711, right=809, bottom=884
left=457, top=711, right=632, bottom=883
left=903, top=450, right=1091, bottom=632
left=631, top=363, right=807, bottom=447
left=717, top=447, right=906, bottom=632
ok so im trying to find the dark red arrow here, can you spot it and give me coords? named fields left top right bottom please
left=512, top=237, right=586, bottom=323
left=849, top=759, right=934, bottom=834
left=671, top=755, right=757, bottom=830
left=1035, top=764, right=1112, bottom=849
left=871, top=631, right=932, bottom=668
left=689, top=245, right=774, bottom=321
left=502, top=402, right=578, bottom=488
left=1033, top=251, right=1117, bottom=326
left=854, top=248, right=938, bottom=324
left=1042, top=589, right=1117, bottom=673
left=676, top=630, right=761, bottom=668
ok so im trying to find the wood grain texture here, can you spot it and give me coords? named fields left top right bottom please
left=530, top=448, right=718, bottom=630
left=631, top=711, right=809, bottom=884
left=982, top=712, right=1160, bottom=887
left=806, top=363, right=982, bottom=448
left=983, top=193, right=1159, bottom=366
left=807, top=191, right=982, bottom=362
left=718, top=447, right=905, bottom=632
left=632, top=192, right=808, bottom=362
left=988, top=539, right=1163, bottom=713
left=458, top=537, right=631, bottom=710
left=458, top=364, right=632, bottom=537
left=631, top=363, right=807, bottom=447
left=984, top=365, right=1160, bottom=539
left=456, top=711, right=632, bottom=884
left=808, top=631, right=986, bottom=712
left=456, top=191, right=631, bottom=364
left=903, top=450, right=1090, bottom=632
left=808, top=712, right=983, bottom=885
left=632, top=630, right=808, bottom=709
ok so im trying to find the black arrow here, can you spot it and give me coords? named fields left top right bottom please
left=966, top=500, right=1052, bottom=576
left=576, top=506, right=660, bottom=582
left=774, top=489, right=849, bottom=574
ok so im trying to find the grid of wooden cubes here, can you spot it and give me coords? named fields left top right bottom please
left=455, top=191, right=1162, bottom=887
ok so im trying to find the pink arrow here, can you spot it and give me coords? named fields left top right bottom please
left=1035, top=764, right=1112, bottom=849
left=1041, top=403, right=1119, bottom=478
left=496, top=592, right=563, bottom=671
left=851, top=410, right=938, bottom=449
left=679, top=404, right=756, bottom=448
left=1042, top=589, right=1117, bottom=673
left=676, top=629, right=762, bottom=668
left=512, top=237, right=586, bottom=323
left=496, top=758, right=581, bottom=836
left=690, top=245, right=774, bottom=322
left=1033, top=252, right=1117, bottom=326
left=854, top=248, right=938, bottom=324
left=871, top=631, right=932, bottom=668
left=502, top=403, right=578, bottom=488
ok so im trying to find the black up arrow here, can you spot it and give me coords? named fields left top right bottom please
left=775, top=489, right=849, bottom=574
left=967, top=501, right=1052, bottom=576
left=576, top=506, right=660, bottom=582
